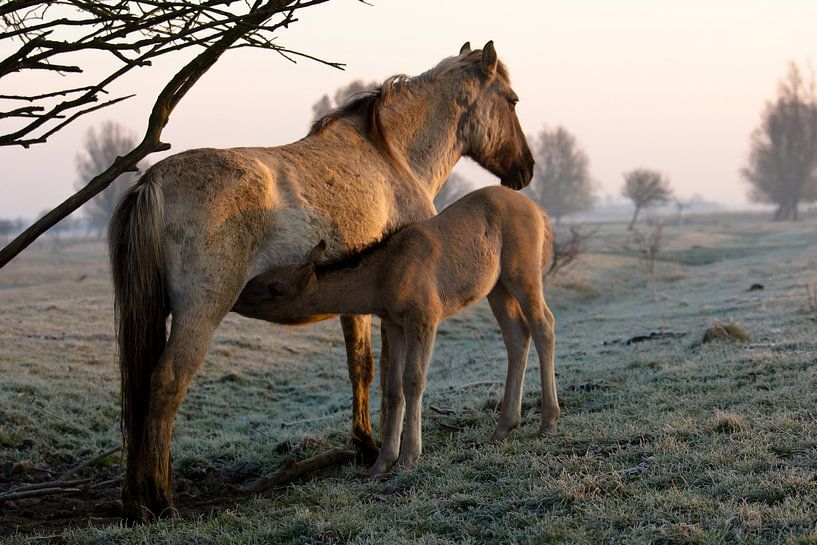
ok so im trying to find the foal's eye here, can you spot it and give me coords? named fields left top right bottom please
left=268, top=283, right=284, bottom=297
left=508, top=97, right=518, bottom=109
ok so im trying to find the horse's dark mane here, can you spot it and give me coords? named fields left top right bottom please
left=308, top=81, right=403, bottom=172
left=308, top=87, right=383, bottom=137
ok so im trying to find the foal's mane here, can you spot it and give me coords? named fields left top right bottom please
left=313, top=231, right=396, bottom=276
left=307, top=48, right=509, bottom=173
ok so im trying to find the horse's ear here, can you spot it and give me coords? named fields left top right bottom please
left=481, top=40, right=497, bottom=77
left=459, top=42, right=471, bottom=55
left=307, top=240, right=326, bottom=264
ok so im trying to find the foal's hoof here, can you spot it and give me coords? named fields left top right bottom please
left=538, top=422, right=558, bottom=436
left=489, top=429, right=511, bottom=443
left=366, top=464, right=392, bottom=481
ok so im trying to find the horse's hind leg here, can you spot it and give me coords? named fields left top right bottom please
left=127, top=309, right=221, bottom=521
left=340, top=314, right=379, bottom=465
left=487, top=283, right=532, bottom=442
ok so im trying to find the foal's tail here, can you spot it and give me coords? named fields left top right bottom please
left=108, top=172, right=169, bottom=459
left=540, top=210, right=554, bottom=272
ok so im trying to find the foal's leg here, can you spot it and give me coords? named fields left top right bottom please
left=340, top=314, right=379, bottom=464
left=395, top=320, right=437, bottom=471
left=505, top=280, right=559, bottom=435
left=370, top=321, right=405, bottom=477
left=487, top=283, right=532, bottom=442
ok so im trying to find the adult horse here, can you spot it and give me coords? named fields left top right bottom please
left=110, top=41, right=534, bottom=522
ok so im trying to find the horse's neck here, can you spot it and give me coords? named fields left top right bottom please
left=381, top=85, right=462, bottom=195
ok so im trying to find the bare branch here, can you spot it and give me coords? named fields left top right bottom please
left=0, top=0, right=344, bottom=147
left=0, top=0, right=346, bottom=266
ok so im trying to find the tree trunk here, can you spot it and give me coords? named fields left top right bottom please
left=628, top=205, right=641, bottom=230
left=773, top=202, right=791, bottom=221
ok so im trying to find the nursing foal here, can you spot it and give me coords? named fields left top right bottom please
left=240, top=186, right=558, bottom=476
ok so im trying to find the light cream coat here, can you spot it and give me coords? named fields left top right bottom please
left=109, top=42, right=534, bottom=520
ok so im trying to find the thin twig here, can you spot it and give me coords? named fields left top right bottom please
left=450, top=380, right=502, bottom=392
left=59, top=444, right=121, bottom=480
left=7, top=478, right=91, bottom=493
left=438, top=422, right=464, bottom=432
left=0, top=487, right=82, bottom=502
left=242, top=447, right=355, bottom=494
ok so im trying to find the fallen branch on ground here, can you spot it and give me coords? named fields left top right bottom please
left=242, top=447, right=356, bottom=494
left=60, top=444, right=121, bottom=480
left=450, top=380, right=502, bottom=391
left=0, top=477, right=93, bottom=502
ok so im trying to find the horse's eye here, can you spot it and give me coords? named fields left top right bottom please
left=508, top=97, right=518, bottom=109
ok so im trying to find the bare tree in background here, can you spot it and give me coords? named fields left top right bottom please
left=311, top=79, right=378, bottom=123
left=75, top=122, right=146, bottom=237
left=742, top=62, right=817, bottom=221
left=433, top=172, right=473, bottom=211
left=523, top=126, right=595, bottom=222
left=622, top=168, right=673, bottom=229
left=0, top=0, right=347, bottom=268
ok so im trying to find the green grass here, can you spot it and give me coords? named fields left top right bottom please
left=2, top=215, right=817, bottom=544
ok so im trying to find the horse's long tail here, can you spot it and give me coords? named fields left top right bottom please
left=108, top=172, right=169, bottom=468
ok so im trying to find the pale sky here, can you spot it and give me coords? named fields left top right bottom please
left=2, top=0, right=816, bottom=218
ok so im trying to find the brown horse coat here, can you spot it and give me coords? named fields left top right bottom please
left=243, top=186, right=558, bottom=475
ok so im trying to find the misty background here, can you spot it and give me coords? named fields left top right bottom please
left=1, top=0, right=816, bottom=224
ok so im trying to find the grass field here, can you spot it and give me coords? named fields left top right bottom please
left=1, top=212, right=816, bottom=544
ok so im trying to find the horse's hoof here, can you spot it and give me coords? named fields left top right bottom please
left=122, top=503, right=153, bottom=525
left=352, top=436, right=381, bottom=467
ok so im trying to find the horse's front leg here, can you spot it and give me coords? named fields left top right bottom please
left=340, top=314, right=379, bottom=464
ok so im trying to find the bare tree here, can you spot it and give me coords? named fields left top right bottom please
left=75, top=122, right=145, bottom=237
left=628, top=223, right=665, bottom=285
left=622, top=168, right=672, bottom=229
left=742, top=62, right=817, bottom=221
left=433, top=172, right=473, bottom=211
left=546, top=226, right=596, bottom=280
left=311, top=79, right=379, bottom=123
left=0, top=0, right=347, bottom=268
left=523, top=126, right=595, bottom=222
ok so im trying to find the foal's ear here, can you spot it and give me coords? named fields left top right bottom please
left=459, top=42, right=471, bottom=55
left=295, top=263, right=317, bottom=294
left=481, top=40, right=497, bottom=77
left=307, top=240, right=327, bottom=264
